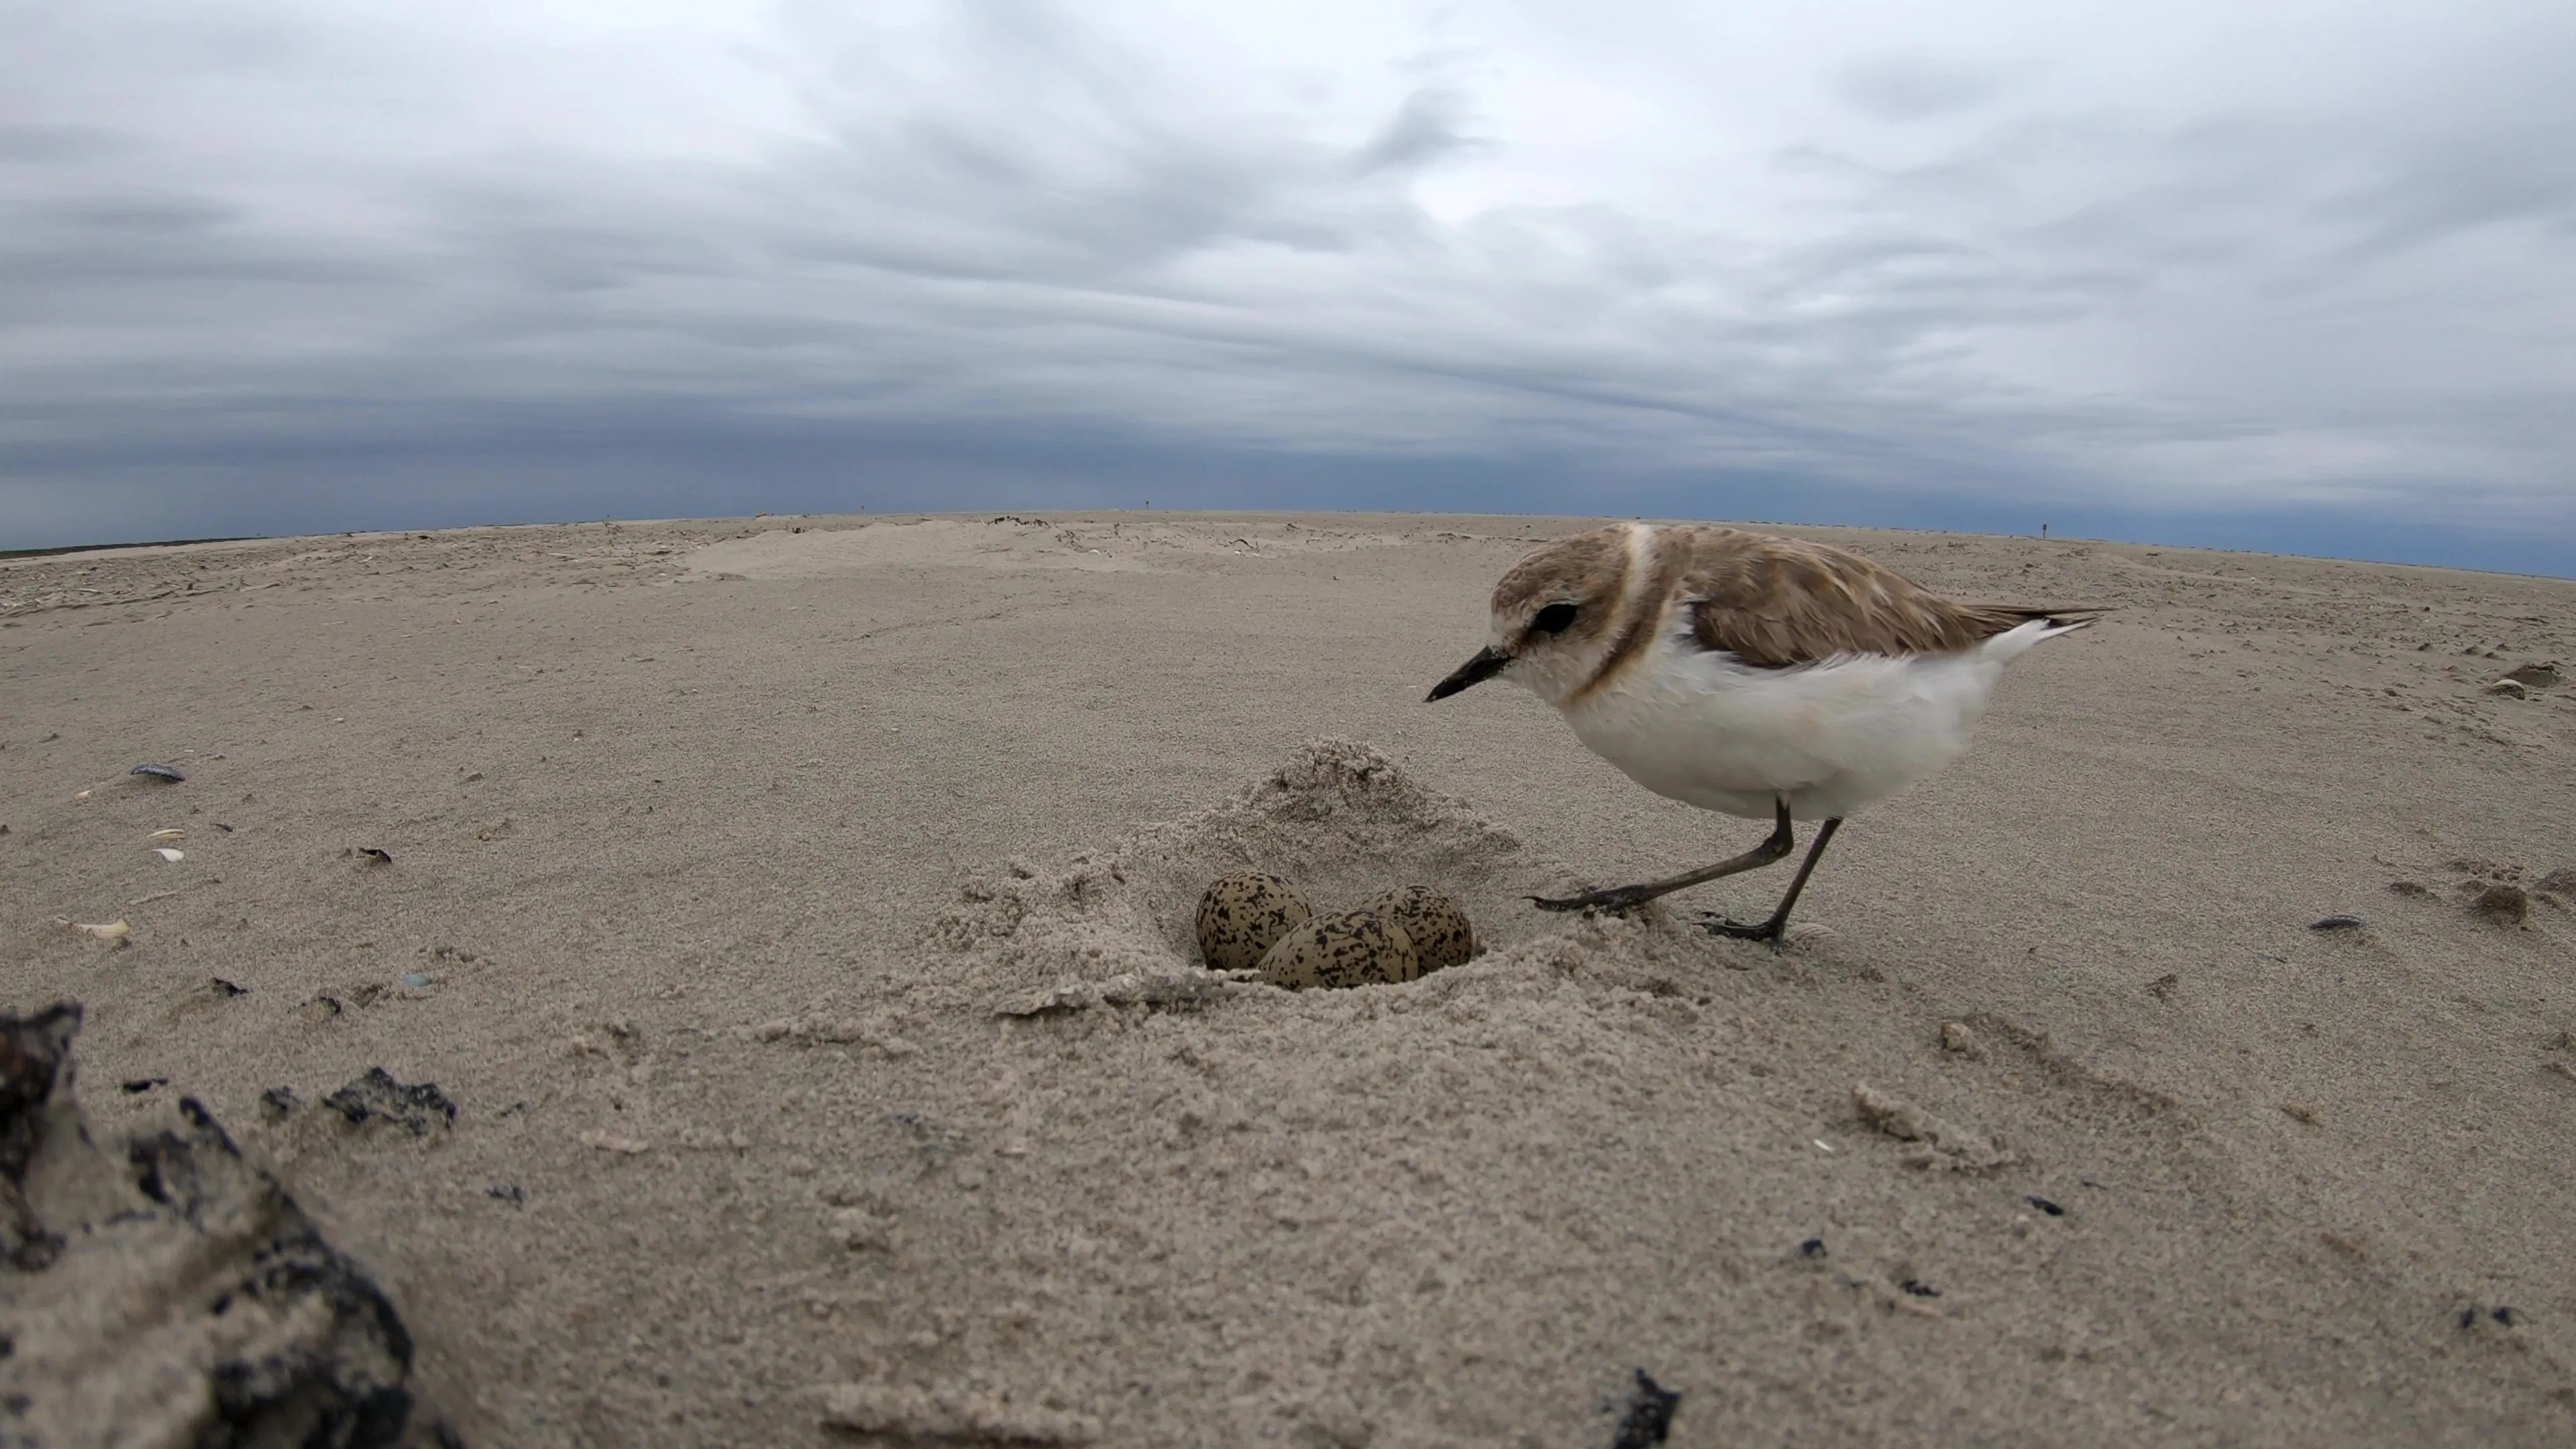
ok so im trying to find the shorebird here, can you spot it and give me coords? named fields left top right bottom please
left=1426, top=523, right=2096, bottom=940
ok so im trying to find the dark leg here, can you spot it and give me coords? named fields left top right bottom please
left=1705, top=816, right=1842, bottom=943
left=1530, top=800, right=1795, bottom=914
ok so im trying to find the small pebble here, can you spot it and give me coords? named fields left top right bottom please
left=130, top=763, right=184, bottom=782
left=398, top=972, right=431, bottom=989
left=2308, top=915, right=2367, bottom=932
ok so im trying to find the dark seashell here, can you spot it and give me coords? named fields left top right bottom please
left=130, top=763, right=184, bottom=782
left=323, top=1067, right=455, bottom=1136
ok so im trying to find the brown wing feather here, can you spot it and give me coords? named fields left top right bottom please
left=1679, top=528, right=2094, bottom=667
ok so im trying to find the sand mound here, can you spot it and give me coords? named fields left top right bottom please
left=927, top=739, right=1565, bottom=1004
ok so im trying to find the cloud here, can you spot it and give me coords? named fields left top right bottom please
left=1350, top=88, right=1487, bottom=174
left=1831, top=57, right=2008, bottom=122
left=0, top=0, right=2569, bottom=570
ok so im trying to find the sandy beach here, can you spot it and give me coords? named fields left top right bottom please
left=3, top=510, right=2571, bottom=1446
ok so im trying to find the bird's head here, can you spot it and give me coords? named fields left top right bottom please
left=1426, top=525, right=1635, bottom=709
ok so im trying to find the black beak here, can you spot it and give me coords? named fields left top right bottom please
left=1427, top=645, right=1510, bottom=702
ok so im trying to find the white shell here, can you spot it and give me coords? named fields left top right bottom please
left=58, top=918, right=132, bottom=941
left=150, top=847, right=184, bottom=862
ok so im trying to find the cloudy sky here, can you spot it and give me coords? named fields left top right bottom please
left=4, top=1, right=2571, bottom=571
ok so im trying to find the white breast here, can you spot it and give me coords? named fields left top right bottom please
left=1550, top=622, right=2037, bottom=820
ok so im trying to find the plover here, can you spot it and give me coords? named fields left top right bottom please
left=1427, top=523, right=2096, bottom=939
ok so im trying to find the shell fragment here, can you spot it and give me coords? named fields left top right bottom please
left=57, top=918, right=133, bottom=942
left=150, top=847, right=184, bottom=862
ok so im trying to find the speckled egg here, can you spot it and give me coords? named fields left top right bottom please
left=1358, top=885, right=1477, bottom=973
left=1195, top=872, right=1314, bottom=972
left=1256, top=906, right=1419, bottom=990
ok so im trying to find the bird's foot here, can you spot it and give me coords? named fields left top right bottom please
left=1528, top=884, right=1665, bottom=914
left=1701, top=914, right=1786, bottom=943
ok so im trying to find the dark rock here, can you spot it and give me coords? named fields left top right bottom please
left=129, top=763, right=185, bottom=782
left=0, top=1004, right=83, bottom=1269
left=2308, top=915, right=2367, bottom=932
left=1609, top=1370, right=1681, bottom=1448
left=0, top=1004, right=442, bottom=1444
left=323, top=1069, right=455, bottom=1136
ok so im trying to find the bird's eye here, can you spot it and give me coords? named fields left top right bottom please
left=1532, top=602, right=1579, bottom=635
